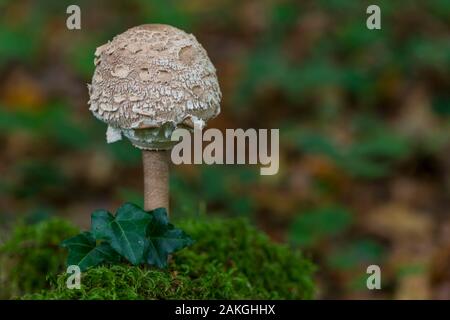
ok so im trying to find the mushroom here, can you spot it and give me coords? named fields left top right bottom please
left=88, top=24, right=221, bottom=212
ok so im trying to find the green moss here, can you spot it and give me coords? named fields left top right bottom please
left=0, top=218, right=79, bottom=298
left=7, top=217, right=314, bottom=300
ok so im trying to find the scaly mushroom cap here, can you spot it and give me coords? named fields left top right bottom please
left=88, top=24, right=221, bottom=149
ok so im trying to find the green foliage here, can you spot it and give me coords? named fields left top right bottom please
left=145, top=208, right=194, bottom=268
left=117, top=188, right=144, bottom=208
left=22, top=218, right=315, bottom=300
left=290, top=206, right=353, bottom=248
left=106, top=139, right=142, bottom=166
left=0, top=6, right=45, bottom=67
left=13, top=160, right=67, bottom=198
left=136, top=0, right=194, bottom=31
left=0, top=104, right=90, bottom=150
left=65, top=38, right=98, bottom=79
left=171, top=166, right=258, bottom=219
left=326, top=239, right=387, bottom=292
left=326, top=239, right=385, bottom=270
left=64, top=203, right=193, bottom=271
left=0, top=104, right=140, bottom=166
left=432, top=95, right=450, bottom=116
left=62, top=232, right=120, bottom=271
left=0, top=26, right=37, bottom=65
left=284, top=118, right=411, bottom=179
left=90, top=204, right=153, bottom=266
left=0, top=218, right=78, bottom=298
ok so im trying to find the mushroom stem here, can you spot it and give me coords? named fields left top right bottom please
left=142, top=150, right=170, bottom=213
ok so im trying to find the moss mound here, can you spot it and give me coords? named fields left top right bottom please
left=4, top=217, right=314, bottom=299
left=0, top=218, right=78, bottom=298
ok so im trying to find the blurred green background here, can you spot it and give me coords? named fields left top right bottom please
left=0, top=0, right=449, bottom=299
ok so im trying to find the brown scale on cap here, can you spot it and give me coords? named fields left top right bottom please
left=88, top=24, right=221, bottom=149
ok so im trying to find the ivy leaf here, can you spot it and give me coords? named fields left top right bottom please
left=62, top=203, right=194, bottom=270
left=61, top=232, right=120, bottom=271
left=146, top=208, right=194, bottom=268
left=91, top=203, right=152, bottom=265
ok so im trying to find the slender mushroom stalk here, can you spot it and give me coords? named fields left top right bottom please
left=143, top=150, right=169, bottom=211
left=88, top=24, right=221, bottom=214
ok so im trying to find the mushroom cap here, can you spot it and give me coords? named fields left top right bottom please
left=88, top=24, right=221, bottom=149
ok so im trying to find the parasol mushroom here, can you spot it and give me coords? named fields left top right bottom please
left=88, top=24, right=221, bottom=212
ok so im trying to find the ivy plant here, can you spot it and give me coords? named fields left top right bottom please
left=61, top=203, right=194, bottom=271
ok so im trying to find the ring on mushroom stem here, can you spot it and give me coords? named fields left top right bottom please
left=88, top=24, right=222, bottom=213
